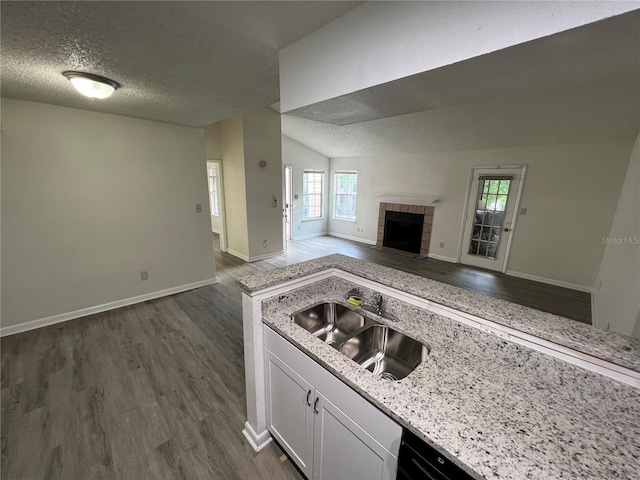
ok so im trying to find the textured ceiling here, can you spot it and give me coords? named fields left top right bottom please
left=286, top=11, right=640, bottom=125
left=0, top=1, right=360, bottom=127
left=282, top=73, right=640, bottom=158
left=281, top=10, right=640, bottom=157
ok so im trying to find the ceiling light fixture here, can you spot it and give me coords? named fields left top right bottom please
left=62, top=71, right=120, bottom=99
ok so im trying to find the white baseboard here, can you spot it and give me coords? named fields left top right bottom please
left=427, top=253, right=458, bottom=263
left=249, top=251, right=284, bottom=262
left=328, top=232, right=376, bottom=245
left=242, top=422, right=272, bottom=452
left=505, top=270, right=593, bottom=294
left=0, top=277, right=219, bottom=337
left=226, top=248, right=250, bottom=262
left=293, top=232, right=328, bottom=241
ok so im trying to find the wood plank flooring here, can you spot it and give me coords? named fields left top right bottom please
left=1, top=284, right=302, bottom=479
left=226, top=234, right=591, bottom=324
left=1, top=233, right=591, bottom=480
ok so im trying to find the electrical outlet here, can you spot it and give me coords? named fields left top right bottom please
left=439, top=242, right=444, bottom=248
left=263, top=240, right=268, bottom=248
left=140, top=271, right=148, bottom=281
left=195, top=203, right=202, bottom=213
left=520, top=207, right=527, bottom=215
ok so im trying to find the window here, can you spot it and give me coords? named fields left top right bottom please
left=303, top=170, right=324, bottom=219
left=208, top=165, right=219, bottom=216
left=334, top=172, right=357, bottom=221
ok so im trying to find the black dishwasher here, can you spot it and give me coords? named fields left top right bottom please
left=397, top=429, right=475, bottom=480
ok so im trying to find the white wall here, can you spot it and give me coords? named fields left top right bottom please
left=594, top=135, right=640, bottom=337
left=242, top=108, right=284, bottom=259
left=280, top=1, right=637, bottom=112
left=219, top=116, right=250, bottom=259
left=1, top=99, right=216, bottom=329
left=282, top=136, right=330, bottom=239
left=329, top=140, right=632, bottom=289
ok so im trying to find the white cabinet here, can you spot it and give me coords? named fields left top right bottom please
left=264, top=349, right=314, bottom=478
left=264, top=326, right=401, bottom=480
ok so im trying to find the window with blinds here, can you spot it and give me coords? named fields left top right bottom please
left=334, top=171, right=357, bottom=221
left=303, top=170, right=324, bottom=219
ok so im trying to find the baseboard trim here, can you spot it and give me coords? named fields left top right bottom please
left=427, top=253, right=458, bottom=263
left=328, top=232, right=376, bottom=245
left=226, top=249, right=250, bottom=262
left=0, top=277, right=219, bottom=337
left=242, top=422, right=272, bottom=452
left=293, top=232, right=328, bottom=241
left=249, top=251, right=285, bottom=262
left=505, top=270, right=593, bottom=294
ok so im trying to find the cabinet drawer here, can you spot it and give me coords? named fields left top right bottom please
left=264, top=325, right=401, bottom=454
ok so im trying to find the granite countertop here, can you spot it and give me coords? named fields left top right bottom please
left=238, top=254, right=640, bottom=372
left=259, top=276, right=640, bottom=480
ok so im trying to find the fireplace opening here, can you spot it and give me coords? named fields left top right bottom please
left=383, top=211, right=424, bottom=254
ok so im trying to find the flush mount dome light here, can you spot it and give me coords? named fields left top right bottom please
left=62, top=71, right=120, bottom=99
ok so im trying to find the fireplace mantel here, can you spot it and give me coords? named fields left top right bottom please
left=376, top=202, right=434, bottom=257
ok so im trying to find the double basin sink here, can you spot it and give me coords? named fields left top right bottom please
left=292, top=302, right=429, bottom=381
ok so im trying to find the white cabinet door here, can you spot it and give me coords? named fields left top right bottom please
left=265, top=349, right=314, bottom=478
left=312, top=391, right=398, bottom=480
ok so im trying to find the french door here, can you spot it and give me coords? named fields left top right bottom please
left=459, top=166, right=525, bottom=272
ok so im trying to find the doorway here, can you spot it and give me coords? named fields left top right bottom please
left=207, top=160, right=227, bottom=252
left=284, top=165, right=293, bottom=243
left=459, top=166, right=525, bottom=272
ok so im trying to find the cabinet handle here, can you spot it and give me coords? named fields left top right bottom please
left=306, top=389, right=312, bottom=406
left=313, top=396, right=320, bottom=414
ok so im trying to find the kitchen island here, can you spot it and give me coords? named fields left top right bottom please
left=239, top=254, right=640, bottom=479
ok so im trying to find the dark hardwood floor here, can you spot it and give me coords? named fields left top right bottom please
left=229, top=234, right=591, bottom=324
left=1, top=233, right=591, bottom=480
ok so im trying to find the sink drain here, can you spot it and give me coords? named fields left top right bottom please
left=380, top=372, right=398, bottom=381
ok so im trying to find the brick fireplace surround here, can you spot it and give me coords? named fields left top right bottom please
left=376, top=203, right=435, bottom=257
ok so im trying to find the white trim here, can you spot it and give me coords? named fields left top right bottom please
left=249, top=251, right=285, bottom=262
left=0, top=277, right=219, bottom=337
left=457, top=165, right=527, bottom=269
left=294, top=232, right=328, bottom=241
left=427, top=253, right=458, bottom=263
left=242, top=422, right=273, bottom=452
left=591, top=290, right=598, bottom=328
left=375, top=192, right=439, bottom=205
left=505, top=270, right=593, bottom=294
left=500, top=165, right=526, bottom=273
left=328, top=232, right=376, bottom=245
left=212, top=227, right=220, bottom=234
left=227, top=249, right=250, bottom=262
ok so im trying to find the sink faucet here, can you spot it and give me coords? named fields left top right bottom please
left=372, top=292, right=385, bottom=316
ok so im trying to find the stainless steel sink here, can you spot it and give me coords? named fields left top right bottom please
left=337, top=325, right=429, bottom=381
left=293, top=303, right=375, bottom=345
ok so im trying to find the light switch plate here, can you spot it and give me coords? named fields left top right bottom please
left=196, top=203, right=202, bottom=213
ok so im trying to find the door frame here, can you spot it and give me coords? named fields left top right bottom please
left=207, top=159, right=228, bottom=253
left=284, top=165, right=293, bottom=245
left=456, top=165, right=526, bottom=273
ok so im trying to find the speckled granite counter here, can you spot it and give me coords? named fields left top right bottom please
left=259, top=276, right=640, bottom=480
left=238, top=254, right=640, bottom=373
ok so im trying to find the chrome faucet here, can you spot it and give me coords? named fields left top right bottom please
left=372, top=292, right=385, bottom=316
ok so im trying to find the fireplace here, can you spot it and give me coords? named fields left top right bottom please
left=376, top=203, right=434, bottom=257
left=383, top=211, right=424, bottom=253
